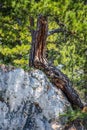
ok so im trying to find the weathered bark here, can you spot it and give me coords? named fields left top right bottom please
left=29, top=15, right=84, bottom=109
left=29, top=15, right=48, bottom=67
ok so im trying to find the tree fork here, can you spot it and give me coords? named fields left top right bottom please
left=29, top=15, right=83, bottom=109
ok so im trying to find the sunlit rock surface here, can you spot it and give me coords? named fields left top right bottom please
left=0, top=67, right=71, bottom=130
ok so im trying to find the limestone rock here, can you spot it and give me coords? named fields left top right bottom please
left=0, top=67, right=71, bottom=130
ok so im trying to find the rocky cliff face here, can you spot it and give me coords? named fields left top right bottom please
left=0, top=67, right=71, bottom=130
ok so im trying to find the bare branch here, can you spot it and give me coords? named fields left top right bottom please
left=48, top=28, right=65, bottom=36
left=48, top=27, right=76, bottom=36
left=29, top=16, right=35, bottom=36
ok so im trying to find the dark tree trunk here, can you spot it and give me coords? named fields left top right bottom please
left=29, top=15, right=83, bottom=109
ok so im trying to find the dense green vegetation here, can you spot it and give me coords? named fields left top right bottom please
left=0, top=0, right=87, bottom=122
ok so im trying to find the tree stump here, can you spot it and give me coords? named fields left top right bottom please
left=29, top=15, right=83, bottom=109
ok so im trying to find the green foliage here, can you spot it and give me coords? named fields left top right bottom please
left=60, top=108, right=87, bottom=123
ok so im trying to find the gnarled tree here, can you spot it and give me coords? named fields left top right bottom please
left=29, top=15, right=83, bottom=109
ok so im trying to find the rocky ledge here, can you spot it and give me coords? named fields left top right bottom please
left=0, top=67, right=71, bottom=130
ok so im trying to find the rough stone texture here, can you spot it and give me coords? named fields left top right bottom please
left=0, top=67, right=71, bottom=130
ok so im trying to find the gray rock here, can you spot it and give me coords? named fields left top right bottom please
left=0, top=68, right=71, bottom=130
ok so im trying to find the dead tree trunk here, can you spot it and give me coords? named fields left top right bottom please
left=29, top=15, right=83, bottom=109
